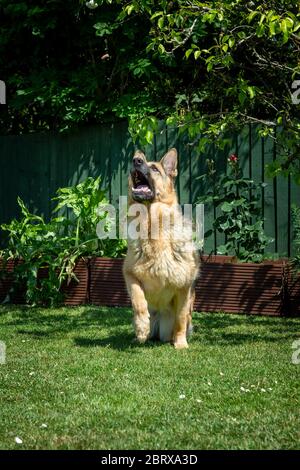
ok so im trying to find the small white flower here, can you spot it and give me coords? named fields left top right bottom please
left=196, top=399, right=202, bottom=403
left=40, top=423, right=47, bottom=429
left=268, top=388, right=273, bottom=391
left=29, top=371, right=35, bottom=376
left=15, top=437, right=23, bottom=444
left=261, top=388, right=266, bottom=392
left=179, top=394, right=186, bottom=399
left=207, top=381, right=212, bottom=386
left=219, top=372, right=224, bottom=376
left=240, top=386, right=246, bottom=392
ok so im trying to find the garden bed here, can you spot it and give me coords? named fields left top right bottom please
left=194, top=255, right=288, bottom=316
left=58, top=258, right=89, bottom=306
left=0, top=258, right=89, bottom=306
left=88, top=256, right=291, bottom=317
left=0, top=259, right=25, bottom=304
left=1, top=256, right=298, bottom=316
left=89, top=257, right=130, bottom=307
left=286, top=268, right=300, bottom=317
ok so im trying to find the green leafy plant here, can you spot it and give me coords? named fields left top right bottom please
left=0, top=177, right=127, bottom=306
left=0, top=199, right=72, bottom=305
left=198, top=154, right=273, bottom=262
left=53, top=177, right=107, bottom=249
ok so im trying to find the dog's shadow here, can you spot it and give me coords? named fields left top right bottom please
left=73, top=333, right=163, bottom=352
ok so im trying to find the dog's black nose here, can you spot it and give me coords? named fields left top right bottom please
left=133, top=157, right=144, bottom=167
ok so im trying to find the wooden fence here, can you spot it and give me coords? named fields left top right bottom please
left=0, top=121, right=299, bottom=255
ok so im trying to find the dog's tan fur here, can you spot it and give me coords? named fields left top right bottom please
left=123, top=148, right=199, bottom=349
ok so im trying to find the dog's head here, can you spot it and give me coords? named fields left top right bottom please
left=129, top=148, right=178, bottom=205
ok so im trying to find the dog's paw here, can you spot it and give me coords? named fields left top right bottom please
left=134, top=314, right=150, bottom=343
left=174, top=338, right=189, bottom=350
left=135, top=333, right=149, bottom=344
left=136, top=326, right=150, bottom=343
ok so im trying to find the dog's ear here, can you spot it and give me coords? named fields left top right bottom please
left=161, top=148, right=178, bottom=178
left=133, top=150, right=147, bottom=161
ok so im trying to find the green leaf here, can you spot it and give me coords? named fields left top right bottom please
left=220, top=221, right=230, bottom=230
left=221, top=201, right=233, bottom=212
left=259, top=14, right=266, bottom=25
left=217, top=244, right=229, bottom=255
left=268, top=21, right=277, bottom=36
left=256, top=24, right=265, bottom=37
left=158, top=44, right=165, bottom=54
left=158, top=17, right=164, bottom=29
left=281, top=19, right=288, bottom=33
left=126, top=4, right=135, bottom=15
left=222, top=44, right=228, bottom=53
left=150, top=11, right=163, bottom=20
left=248, top=10, right=260, bottom=23
left=228, top=38, right=235, bottom=48
left=247, top=86, right=255, bottom=99
left=282, top=31, right=289, bottom=44
left=145, top=130, right=153, bottom=144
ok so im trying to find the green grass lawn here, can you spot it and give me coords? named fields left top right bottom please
left=0, top=305, right=299, bottom=450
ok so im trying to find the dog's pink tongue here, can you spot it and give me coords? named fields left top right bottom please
left=135, top=185, right=151, bottom=193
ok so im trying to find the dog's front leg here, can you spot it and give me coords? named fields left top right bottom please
left=124, top=272, right=150, bottom=343
left=173, top=288, right=192, bottom=349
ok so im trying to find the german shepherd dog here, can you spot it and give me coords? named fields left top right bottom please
left=123, top=148, right=199, bottom=349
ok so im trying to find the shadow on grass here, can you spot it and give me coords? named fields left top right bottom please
left=0, top=304, right=299, bottom=348
left=74, top=334, right=162, bottom=352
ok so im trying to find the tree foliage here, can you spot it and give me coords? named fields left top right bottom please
left=0, top=0, right=300, bottom=179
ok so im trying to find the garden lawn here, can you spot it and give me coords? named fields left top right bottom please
left=0, top=305, right=299, bottom=450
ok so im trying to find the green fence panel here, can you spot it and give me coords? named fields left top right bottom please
left=0, top=121, right=298, bottom=256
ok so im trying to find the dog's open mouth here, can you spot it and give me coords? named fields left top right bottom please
left=131, top=170, right=154, bottom=201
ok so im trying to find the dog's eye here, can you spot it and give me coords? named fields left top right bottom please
left=151, top=165, right=160, bottom=173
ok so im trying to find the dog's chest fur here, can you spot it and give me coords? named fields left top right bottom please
left=125, top=205, right=199, bottom=309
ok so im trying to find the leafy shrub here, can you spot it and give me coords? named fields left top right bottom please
left=0, top=177, right=127, bottom=305
left=198, top=154, right=273, bottom=262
